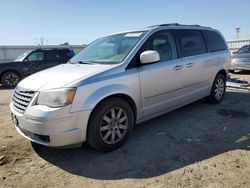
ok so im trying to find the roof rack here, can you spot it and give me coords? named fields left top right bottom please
left=148, top=23, right=179, bottom=27
left=35, top=48, right=69, bottom=50
left=148, top=23, right=203, bottom=28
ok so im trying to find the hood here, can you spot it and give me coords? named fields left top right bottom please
left=18, top=63, right=114, bottom=91
left=232, top=53, right=250, bottom=59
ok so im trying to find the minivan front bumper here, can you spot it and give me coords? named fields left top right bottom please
left=230, top=58, right=250, bottom=70
left=10, top=101, right=91, bottom=147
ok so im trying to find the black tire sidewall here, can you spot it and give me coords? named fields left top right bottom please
left=87, top=97, right=134, bottom=151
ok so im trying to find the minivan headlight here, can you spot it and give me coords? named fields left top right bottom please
left=37, top=88, right=76, bottom=107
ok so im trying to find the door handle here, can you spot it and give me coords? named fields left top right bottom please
left=186, top=62, right=194, bottom=68
left=173, top=65, right=183, bottom=71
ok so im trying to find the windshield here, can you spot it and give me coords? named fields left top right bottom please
left=14, top=52, right=30, bottom=61
left=236, top=45, right=250, bottom=54
left=69, top=31, right=146, bottom=64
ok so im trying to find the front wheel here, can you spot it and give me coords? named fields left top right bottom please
left=1, top=71, right=21, bottom=87
left=87, top=97, right=134, bottom=151
left=206, top=73, right=226, bottom=104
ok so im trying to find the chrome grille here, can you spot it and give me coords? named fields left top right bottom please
left=12, top=88, right=35, bottom=113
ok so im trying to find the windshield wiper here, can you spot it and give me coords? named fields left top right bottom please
left=78, top=61, right=96, bottom=65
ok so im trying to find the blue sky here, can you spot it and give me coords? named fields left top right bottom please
left=0, top=0, right=250, bottom=45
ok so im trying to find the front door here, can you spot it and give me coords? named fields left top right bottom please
left=25, top=51, right=46, bottom=74
left=138, top=30, right=188, bottom=117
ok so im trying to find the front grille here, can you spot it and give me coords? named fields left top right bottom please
left=12, top=88, right=35, bottom=113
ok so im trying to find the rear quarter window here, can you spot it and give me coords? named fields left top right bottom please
left=172, top=29, right=206, bottom=58
left=60, top=50, right=74, bottom=62
left=202, top=30, right=227, bottom=52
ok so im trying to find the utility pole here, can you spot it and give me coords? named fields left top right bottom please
left=235, top=27, right=240, bottom=39
left=40, top=38, right=44, bottom=46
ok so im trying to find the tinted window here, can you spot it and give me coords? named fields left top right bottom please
left=27, top=52, right=44, bottom=61
left=58, top=50, right=74, bottom=62
left=202, top=30, right=227, bottom=52
left=142, top=31, right=177, bottom=62
left=172, top=30, right=206, bottom=57
left=65, top=49, right=75, bottom=58
left=46, top=51, right=61, bottom=61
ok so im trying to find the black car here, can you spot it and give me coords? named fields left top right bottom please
left=0, top=48, right=75, bottom=87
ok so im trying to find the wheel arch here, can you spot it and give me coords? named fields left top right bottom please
left=217, top=69, right=228, bottom=80
left=89, top=93, right=137, bottom=123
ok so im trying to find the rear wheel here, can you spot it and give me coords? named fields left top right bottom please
left=87, top=97, right=134, bottom=151
left=206, top=73, right=226, bottom=104
left=1, top=71, right=21, bottom=87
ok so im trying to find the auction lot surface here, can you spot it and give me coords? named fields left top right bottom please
left=0, top=72, right=250, bottom=188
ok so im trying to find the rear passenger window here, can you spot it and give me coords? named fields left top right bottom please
left=202, top=30, right=227, bottom=52
left=46, top=51, right=61, bottom=61
left=172, top=30, right=206, bottom=58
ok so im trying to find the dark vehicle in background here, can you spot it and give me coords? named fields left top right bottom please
left=230, top=44, right=250, bottom=72
left=0, top=48, right=75, bottom=87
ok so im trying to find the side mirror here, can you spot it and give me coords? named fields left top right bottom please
left=232, top=51, right=237, bottom=55
left=140, top=50, right=160, bottom=64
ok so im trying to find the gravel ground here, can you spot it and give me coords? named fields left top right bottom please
left=0, top=72, right=250, bottom=188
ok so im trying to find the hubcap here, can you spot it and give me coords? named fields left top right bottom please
left=100, top=107, right=128, bottom=144
left=214, top=78, right=225, bottom=100
left=5, top=73, right=19, bottom=86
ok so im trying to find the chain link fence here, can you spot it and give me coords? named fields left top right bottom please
left=227, top=39, right=250, bottom=53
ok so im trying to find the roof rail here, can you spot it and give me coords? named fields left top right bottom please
left=148, top=23, right=206, bottom=28
left=148, top=23, right=179, bottom=27
left=35, top=48, right=69, bottom=50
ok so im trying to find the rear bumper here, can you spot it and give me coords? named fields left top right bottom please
left=10, top=102, right=91, bottom=147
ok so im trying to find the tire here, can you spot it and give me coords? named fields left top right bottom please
left=1, top=71, right=21, bottom=87
left=30, top=141, right=44, bottom=151
left=206, top=73, right=226, bottom=104
left=87, top=97, right=134, bottom=151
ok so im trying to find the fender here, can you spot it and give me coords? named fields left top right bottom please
left=70, top=83, right=142, bottom=119
left=0, top=62, right=24, bottom=77
left=0, top=67, right=23, bottom=80
left=71, top=84, right=138, bottom=110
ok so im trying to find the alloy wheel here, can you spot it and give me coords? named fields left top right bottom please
left=5, top=73, right=19, bottom=86
left=214, top=78, right=225, bottom=100
left=100, top=107, right=128, bottom=144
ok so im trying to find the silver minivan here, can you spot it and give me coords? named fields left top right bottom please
left=10, top=23, right=230, bottom=151
left=230, top=44, right=250, bottom=71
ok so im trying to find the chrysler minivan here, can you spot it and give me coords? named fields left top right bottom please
left=10, top=23, right=230, bottom=151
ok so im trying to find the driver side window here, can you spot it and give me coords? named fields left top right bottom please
left=27, top=52, right=44, bottom=61
left=142, top=31, right=177, bottom=62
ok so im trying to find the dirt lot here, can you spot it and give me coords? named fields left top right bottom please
left=0, top=72, right=250, bottom=188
